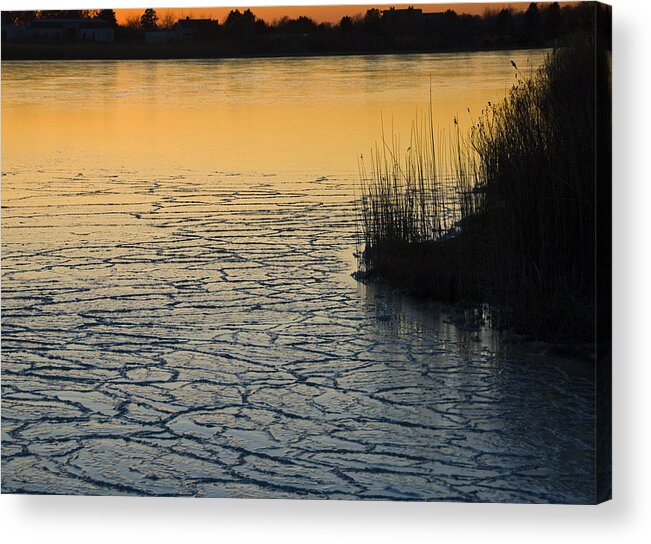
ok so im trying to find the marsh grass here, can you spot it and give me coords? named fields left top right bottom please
left=359, top=34, right=602, bottom=341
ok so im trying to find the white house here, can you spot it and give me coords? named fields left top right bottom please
left=25, top=19, right=114, bottom=43
left=1, top=24, right=28, bottom=41
left=78, top=20, right=115, bottom=43
left=144, top=19, right=219, bottom=45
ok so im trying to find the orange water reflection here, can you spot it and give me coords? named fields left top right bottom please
left=2, top=51, right=546, bottom=179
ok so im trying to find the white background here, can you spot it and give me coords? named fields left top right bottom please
left=1, top=0, right=649, bottom=542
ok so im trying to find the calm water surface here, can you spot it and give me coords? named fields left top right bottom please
left=2, top=51, right=595, bottom=502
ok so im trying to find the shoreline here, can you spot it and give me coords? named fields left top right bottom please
left=1, top=41, right=550, bottom=62
left=357, top=35, right=607, bottom=346
left=353, top=271, right=597, bottom=365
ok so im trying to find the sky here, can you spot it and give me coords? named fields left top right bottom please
left=113, top=3, right=555, bottom=25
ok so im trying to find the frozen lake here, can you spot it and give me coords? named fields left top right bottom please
left=1, top=52, right=595, bottom=502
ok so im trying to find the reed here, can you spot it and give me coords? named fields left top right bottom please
left=472, top=36, right=598, bottom=340
left=358, top=102, right=481, bottom=302
left=359, top=34, right=603, bottom=342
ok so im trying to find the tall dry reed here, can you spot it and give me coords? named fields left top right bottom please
left=359, top=33, right=605, bottom=341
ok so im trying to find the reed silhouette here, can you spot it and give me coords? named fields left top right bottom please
left=359, top=27, right=610, bottom=342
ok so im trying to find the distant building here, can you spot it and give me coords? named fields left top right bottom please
left=1, top=24, right=28, bottom=41
left=174, top=18, right=218, bottom=41
left=380, top=7, right=448, bottom=34
left=381, top=7, right=424, bottom=20
left=22, top=19, right=114, bottom=42
left=423, top=12, right=449, bottom=23
left=144, top=19, right=219, bottom=44
left=78, top=20, right=115, bottom=42
left=381, top=7, right=426, bottom=34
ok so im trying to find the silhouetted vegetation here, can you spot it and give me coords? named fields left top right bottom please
left=96, top=9, right=117, bottom=26
left=3, top=3, right=597, bottom=60
left=359, top=8, right=610, bottom=343
left=140, top=8, right=159, bottom=31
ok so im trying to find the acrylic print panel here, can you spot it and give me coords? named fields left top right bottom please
left=1, top=1, right=611, bottom=503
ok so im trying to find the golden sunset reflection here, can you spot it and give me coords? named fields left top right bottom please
left=2, top=51, right=546, bottom=181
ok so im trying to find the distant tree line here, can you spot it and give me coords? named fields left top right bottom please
left=2, top=3, right=598, bottom=56
left=2, top=9, right=117, bottom=25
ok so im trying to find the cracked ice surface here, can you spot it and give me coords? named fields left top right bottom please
left=1, top=168, right=595, bottom=502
